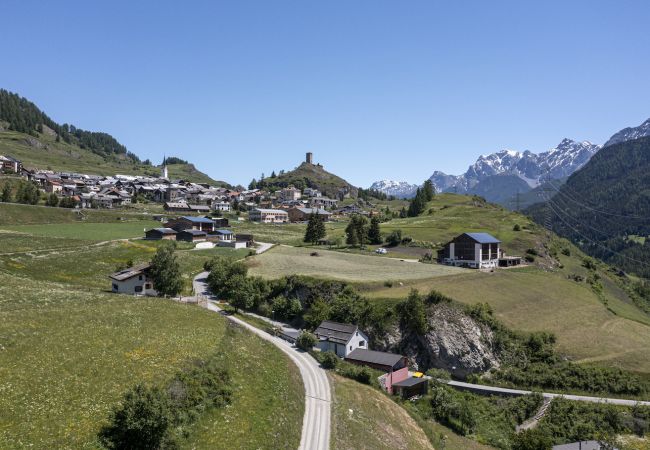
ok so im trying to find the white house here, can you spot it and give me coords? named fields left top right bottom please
left=211, top=200, right=231, bottom=212
left=314, top=320, right=369, bottom=358
left=109, top=263, right=157, bottom=296
left=249, top=208, right=289, bottom=223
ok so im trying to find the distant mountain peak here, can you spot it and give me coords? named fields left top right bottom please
left=604, top=118, right=650, bottom=148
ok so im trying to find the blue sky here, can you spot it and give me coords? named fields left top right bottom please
left=1, top=0, right=649, bottom=187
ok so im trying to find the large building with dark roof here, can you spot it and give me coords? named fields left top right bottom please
left=313, top=320, right=369, bottom=357
left=438, top=232, right=501, bottom=269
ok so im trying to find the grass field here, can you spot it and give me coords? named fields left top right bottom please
left=0, top=238, right=248, bottom=294
left=329, top=374, right=433, bottom=450
left=247, top=245, right=465, bottom=282
left=365, top=266, right=650, bottom=374
left=0, top=272, right=303, bottom=448
left=0, top=202, right=167, bottom=225
left=0, top=221, right=160, bottom=240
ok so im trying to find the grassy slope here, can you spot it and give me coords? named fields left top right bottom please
left=0, top=129, right=228, bottom=185
left=264, top=161, right=357, bottom=197
left=0, top=207, right=303, bottom=448
left=329, top=374, right=433, bottom=450
left=248, top=245, right=465, bottom=282
left=0, top=202, right=168, bottom=225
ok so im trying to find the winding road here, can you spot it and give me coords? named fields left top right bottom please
left=193, top=271, right=331, bottom=450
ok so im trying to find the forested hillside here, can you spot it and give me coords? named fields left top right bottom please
left=527, top=136, right=650, bottom=278
left=0, top=89, right=229, bottom=185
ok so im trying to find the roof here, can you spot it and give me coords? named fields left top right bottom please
left=345, top=349, right=405, bottom=368
left=180, top=216, right=214, bottom=223
left=109, top=263, right=151, bottom=281
left=214, top=229, right=233, bottom=235
left=295, top=207, right=331, bottom=215
left=392, top=377, right=428, bottom=388
left=178, top=229, right=207, bottom=236
left=314, top=320, right=358, bottom=345
left=552, top=442, right=611, bottom=450
left=189, top=204, right=211, bottom=211
left=252, top=208, right=288, bottom=214
left=462, top=232, right=501, bottom=244
left=149, top=228, right=177, bottom=234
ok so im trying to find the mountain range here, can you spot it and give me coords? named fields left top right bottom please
left=370, top=118, right=650, bottom=205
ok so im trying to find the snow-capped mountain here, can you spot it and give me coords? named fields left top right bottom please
left=434, top=139, right=601, bottom=193
left=368, top=180, right=419, bottom=198
left=604, top=118, right=650, bottom=147
left=369, top=117, right=650, bottom=204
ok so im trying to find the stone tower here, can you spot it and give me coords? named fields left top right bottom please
left=161, top=155, right=169, bottom=179
left=306, top=152, right=313, bottom=164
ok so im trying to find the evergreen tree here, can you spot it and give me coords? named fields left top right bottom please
left=399, top=206, right=407, bottom=218
left=407, top=188, right=426, bottom=217
left=270, top=170, right=277, bottom=178
left=345, top=215, right=369, bottom=248
left=149, top=243, right=183, bottom=297
left=46, top=192, right=59, bottom=207
left=1, top=184, right=12, bottom=202
left=248, top=179, right=257, bottom=190
left=304, top=213, right=326, bottom=244
left=16, top=181, right=40, bottom=205
left=368, top=216, right=382, bottom=245
left=423, top=179, right=435, bottom=201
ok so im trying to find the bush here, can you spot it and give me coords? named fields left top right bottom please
left=320, top=351, right=339, bottom=369
left=426, top=368, right=451, bottom=381
left=338, top=362, right=372, bottom=384
left=385, top=229, right=402, bottom=247
left=296, top=331, right=317, bottom=351
left=99, top=384, right=174, bottom=450
left=526, top=248, right=538, bottom=256
left=513, top=224, right=521, bottom=231
left=561, top=248, right=571, bottom=256
left=525, top=254, right=535, bottom=263
left=383, top=280, right=394, bottom=288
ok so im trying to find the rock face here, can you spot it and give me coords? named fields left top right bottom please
left=372, top=304, right=500, bottom=378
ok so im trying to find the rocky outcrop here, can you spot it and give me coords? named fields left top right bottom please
left=372, top=303, right=500, bottom=378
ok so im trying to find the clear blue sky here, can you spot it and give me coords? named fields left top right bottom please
left=2, top=0, right=649, bottom=187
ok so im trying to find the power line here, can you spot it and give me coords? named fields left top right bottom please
left=546, top=179, right=650, bottom=220
left=544, top=193, right=650, bottom=268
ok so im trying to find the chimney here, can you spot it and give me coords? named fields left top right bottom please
left=306, top=152, right=313, bottom=164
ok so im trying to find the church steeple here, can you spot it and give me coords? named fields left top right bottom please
left=161, top=154, right=169, bottom=179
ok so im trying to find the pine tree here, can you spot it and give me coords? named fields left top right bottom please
left=1, top=184, right=12, bottom=202
left=149, top=244, right=183, bottom=297
left=46, top=192, right=59, bottom=207
left=345, top=215, right=368, bottom=248
left=368, top=216, right=382, bottom=245
left=407, top=188, right=426, bottom=217
left=304, top=214, right=326, bottom=244
left=248, top=179, right=257, bottom=190
left=270, top=170, right=277, bottom=178
left=399, top=206, right=407, bottom=218
left=422, top=179, right=435, bottom=201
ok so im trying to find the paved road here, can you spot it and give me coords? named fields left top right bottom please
left=193, top=272, right=331, bottom=450
left=447, top=380, right=650, bottom=406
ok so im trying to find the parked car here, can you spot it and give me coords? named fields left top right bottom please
left=375, top=248, right=388, bottom=254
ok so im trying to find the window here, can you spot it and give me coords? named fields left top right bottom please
left=112, top=283, right=118, bottom=291
left=135, top=286, right=143, bottom=293
left=359, top=340, right=365, bottom=347
left=145, top=283, right=151, bottom=289
left=349, top=345, right=352, bottom=351
left=139, top=275, right=143, bottom=280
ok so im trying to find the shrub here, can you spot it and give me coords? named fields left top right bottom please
left=526, top=248, right=538, bottom=256
left=525, top=254, right=535, bottom=263
left=385, top=229, right=402, bottom=247
left=513, top=224, right=521, bottom=231
left=561, top=248, right=571, bottom=256
left=99, top=384, right=174, bottom=450
left=383, top=280, right=394, bottom=288
left=296, top=331, right=317, bottom=351
left=426, top=368, right=451, bottom=381
left=320, top=351, right=339, bottom=369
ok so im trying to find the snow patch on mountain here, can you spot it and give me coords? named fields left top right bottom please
left=368, top=180, right=419, bottom=198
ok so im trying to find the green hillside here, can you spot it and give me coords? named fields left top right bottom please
left=528, top=136, right=650, bottom=279
left=254, top=161, right=358, bottom=198
left=0, top=89, right=229, bottom=185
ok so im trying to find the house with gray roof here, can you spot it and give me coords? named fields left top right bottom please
left=109, top=263, right=157, bottom=296
left=314, top=320, right=369, bottom=357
